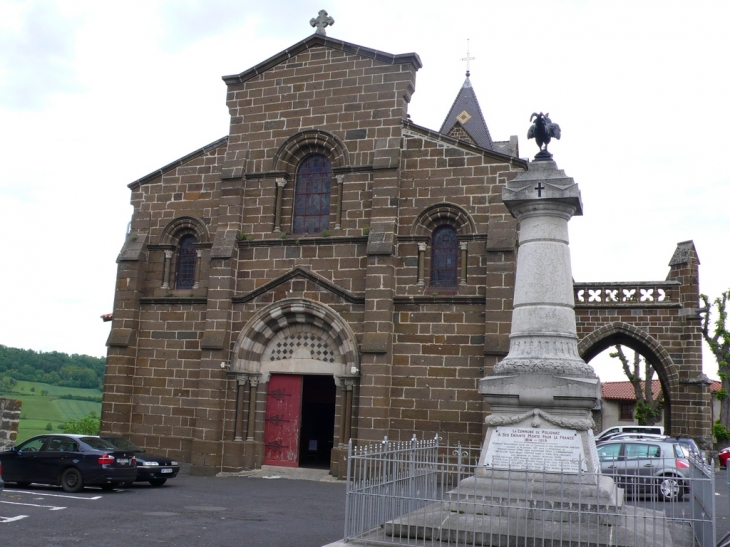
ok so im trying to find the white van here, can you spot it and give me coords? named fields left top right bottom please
left=595, top=425, right=664, bottom=442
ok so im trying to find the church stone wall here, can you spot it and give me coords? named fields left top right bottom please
left=103, top=34, right=708, bottom=475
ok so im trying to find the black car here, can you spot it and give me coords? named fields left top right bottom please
left=0, top=434, right=137, bottom=493
left=100, top=436, right=179, bottom=486
left=0, top=461, right=4, bottom=493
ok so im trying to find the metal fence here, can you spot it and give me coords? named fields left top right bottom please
left=344, top=436, right=716, bottom=547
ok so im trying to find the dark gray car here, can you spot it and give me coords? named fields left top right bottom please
left=596, top=439, right=690, bottom=501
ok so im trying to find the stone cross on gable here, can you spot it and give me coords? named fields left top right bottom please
left=462, top=39, right=475, bottom=77
left=310, top=10, right=334, bottom=36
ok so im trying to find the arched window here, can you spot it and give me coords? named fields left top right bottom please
left=431, top=226, right=458, bottom=287
left=292, top=154, right=332, bottom=234
left=175, top=235, right=197, bottom=289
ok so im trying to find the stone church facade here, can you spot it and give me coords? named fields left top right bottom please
left=102, top=26, right=711, bottom=476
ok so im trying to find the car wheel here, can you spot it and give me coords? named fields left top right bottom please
left=61, top=468, right=84, bottom=493
left=657, top=475, right=684, bottom=502
left=149, top=478, right=167, bottom=487
left=15, top=481, right=32, bottom=488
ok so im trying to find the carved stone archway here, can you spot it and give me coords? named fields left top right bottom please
left=578, top=321, right=677, bottom=433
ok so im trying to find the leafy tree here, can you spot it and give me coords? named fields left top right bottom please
left=45, top=423, right=53, bottom=431
left=609, top=345, right=663, bottom=425
left=700, top=290, right=730, bottom=438
left=60, top=412, right=101, bottom=435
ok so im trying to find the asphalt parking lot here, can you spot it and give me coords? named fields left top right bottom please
left=0, top=471, right=347, bottom=547
left=2, top=468, right=730, bottom=546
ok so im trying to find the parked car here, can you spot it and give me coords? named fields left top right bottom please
left=0, top=434, right=137, bottom=493
left=595, top=425, right=664, bottom=443
left=718, top=446, right=730, bottom=468
left=99, top=436, right=179, bottom=486
left=596, top=439, right=690, bottom=501
left=669, top=437, right=705, bottom=464
left=598, top=433, right=667, bottom=444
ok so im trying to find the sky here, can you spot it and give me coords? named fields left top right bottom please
left=0, top=0, right=727, bottom=383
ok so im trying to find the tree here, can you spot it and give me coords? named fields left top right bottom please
left=609, top=345, right=663, bottom=425
left=60, top=412, right=100, bottom=435
left=700, top=290, right=730, bottom=438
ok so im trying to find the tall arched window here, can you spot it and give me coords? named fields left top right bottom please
left=292, top=154, right=332, bottom=234
left=176, top=235, right=197, bottom=289
left=431, top=226, right=458, bottom=287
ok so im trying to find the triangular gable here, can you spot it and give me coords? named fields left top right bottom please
left=439, top=77, right=494, bottom=151
left=445, top=121, right=476, bottom=146
left=222, top=34, right=422, bottom=86
left=404, top=120, right=528, bottom=168
left=128, top=136, right=228, bottom=189
left=232, top=266, right=365, bottom=304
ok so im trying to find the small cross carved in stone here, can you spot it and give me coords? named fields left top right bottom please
left=535, top=182, right=545, bottom=197
left=310, top=10, right=334, bottom=36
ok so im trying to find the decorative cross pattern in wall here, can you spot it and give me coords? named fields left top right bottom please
left=262, top=324, right=343, bottom=364
left=573, top=282, right=677, bottom=306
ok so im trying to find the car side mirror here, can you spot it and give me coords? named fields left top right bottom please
left=12, top=447, right=20, bottom=454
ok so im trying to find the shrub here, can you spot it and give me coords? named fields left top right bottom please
left=714, top=420, right=730, bottom=442
left=61, top=412, right=101, bottom=435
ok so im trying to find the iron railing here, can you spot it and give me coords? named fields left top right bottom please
left=344, top=436, right=715, bottom=547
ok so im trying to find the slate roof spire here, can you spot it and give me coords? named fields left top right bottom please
left=439, top=72, right=494, bottom=150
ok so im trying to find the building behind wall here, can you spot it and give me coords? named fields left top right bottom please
left=102, top=20, right=711, bottom=476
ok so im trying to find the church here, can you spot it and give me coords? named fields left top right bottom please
left=102, top=12, right=710, bottom=477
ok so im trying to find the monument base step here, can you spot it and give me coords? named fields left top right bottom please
left=381, top=503, right=689, bottom=547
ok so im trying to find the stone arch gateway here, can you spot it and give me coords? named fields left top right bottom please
left=574, top=241, right=711, bottom=446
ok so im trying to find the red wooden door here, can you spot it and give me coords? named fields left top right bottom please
left=263, top=374, right=303, bottom=467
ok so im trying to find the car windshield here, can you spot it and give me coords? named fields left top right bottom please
left=80, top=437, right=117, bottom=450
left=101, top=437, right=141, bottom=451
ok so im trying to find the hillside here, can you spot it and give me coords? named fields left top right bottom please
left=0, top=344, right=105, bottom=390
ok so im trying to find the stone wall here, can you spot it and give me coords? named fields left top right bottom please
left=0, top=398, right=21, bottom=451
left=101, top=32, right=708, bottom=474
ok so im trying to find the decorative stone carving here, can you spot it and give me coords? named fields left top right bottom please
left=310, top=10, right=334, bottom=36
left=485, top=408, right=594, bottom=431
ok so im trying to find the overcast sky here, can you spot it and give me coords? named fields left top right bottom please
left=0, top=0, right=727, bottom=383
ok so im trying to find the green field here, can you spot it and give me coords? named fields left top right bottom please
left=0, top=380, right=102, bottom=442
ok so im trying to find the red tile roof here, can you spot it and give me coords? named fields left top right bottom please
left=602, top=379, right=722, bottom=401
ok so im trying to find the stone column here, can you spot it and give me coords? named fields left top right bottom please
left=417, top=242, right=426, bottom=286
left=193, top=249, right=202, bottom=289
left=337, top=380, right=355, bottom=446
left=161, top=250, right=173, bottom=289
left=342, top=380, right=354, bottom=444
left=273, top=178, right=287, bottom=233
left=334, top=174, right=344, bottom=230
left=459, top=241, right=468, bottom=285
left=245, top=376, right=259, bottom=441
left=466, top=159, right=621, bottom=522
left=233, top=374, right=248, bottom=441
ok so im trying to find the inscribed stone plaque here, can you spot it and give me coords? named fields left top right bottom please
left=483, top=427, right=586, bottom=473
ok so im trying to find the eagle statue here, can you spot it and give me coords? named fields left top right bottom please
left=527, top=112, right=561, bottom=159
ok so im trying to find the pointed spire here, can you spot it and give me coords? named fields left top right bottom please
left=440, top=76, right=493, bottom=150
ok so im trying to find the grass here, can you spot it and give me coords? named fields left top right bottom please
left=0, top=380, right=102, bottom=443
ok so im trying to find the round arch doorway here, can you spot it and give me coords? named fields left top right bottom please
left=579, top=322, right=678, bottom=435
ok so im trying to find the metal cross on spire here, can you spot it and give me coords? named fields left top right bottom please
left=310, top=10, right=335, bottom=36
left=461, top=39, right=475, bottom=77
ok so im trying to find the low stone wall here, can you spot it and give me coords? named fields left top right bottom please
left=0, top=398, right=22, bottom=451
